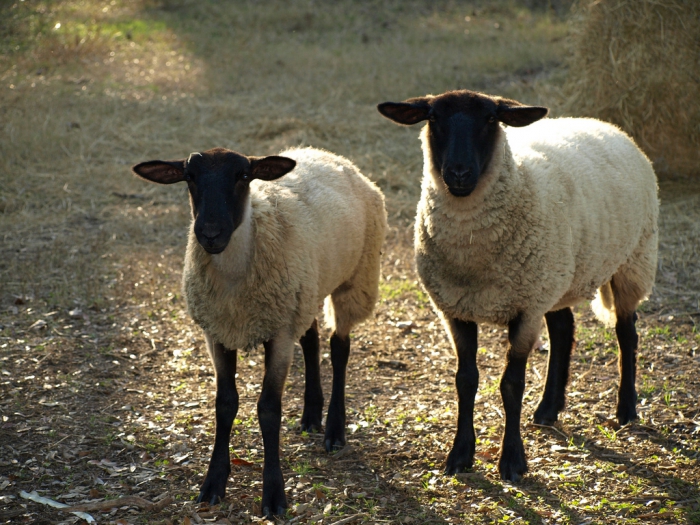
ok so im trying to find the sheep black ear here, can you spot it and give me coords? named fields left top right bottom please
left=497, top=105, right=549, bottom=128
left=132, top=160, right=186, bottom=184
left=377, top=98, right=432, bottom=125
left=249, top=156, right=296, bottom=181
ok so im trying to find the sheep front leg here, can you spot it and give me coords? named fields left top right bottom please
left=499, top=314, right=539, bottom=482
left=300, top=319, right=324, bottom=432
left=324, top=332, right=350, bottom=452
left=445, top=318, right=479, bottom=474
left=259, top=333, right=294, bottom=518
left=533, top=308, right=575, bottom=425
left=197, top=339, right=238, bottom=505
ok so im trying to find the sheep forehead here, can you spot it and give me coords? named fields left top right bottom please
left=431, top=90, right=497, bottom=118
left=186, top=147, right=249, bottom=176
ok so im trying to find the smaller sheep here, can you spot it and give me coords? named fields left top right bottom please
left=132, top=147, right=386, bottom=516
left=378, top=90, right=658, bottom=482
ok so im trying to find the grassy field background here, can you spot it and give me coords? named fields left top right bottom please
left=1, top=1, right=699, bottom=524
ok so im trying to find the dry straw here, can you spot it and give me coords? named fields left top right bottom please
left=564, top=0, right=700, bottom=177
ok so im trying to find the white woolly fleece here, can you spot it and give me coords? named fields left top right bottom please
left=183, top=147, right=387, bottom=350
left=415, top=117, right=658, bottom=336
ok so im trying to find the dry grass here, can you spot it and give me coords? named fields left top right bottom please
left=1, top=0, right=570, bottom=304
left=1, top=1, right=700, bottom=524
left=653, top=181, right=700, bottom=313
left=563, top=0, right=700, bottom=177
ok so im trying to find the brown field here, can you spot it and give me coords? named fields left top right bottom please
left=1, top=1, right=699, bottom=524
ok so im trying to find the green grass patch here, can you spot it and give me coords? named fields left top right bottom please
left=380, top=278, right=429, bottom=305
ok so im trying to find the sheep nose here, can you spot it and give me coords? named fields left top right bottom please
left=447, top=167, right=471, bottom=181
left=444, top=166, right=473, bottom=187
left=195, top=218, right=231, bottom=254
left=200, top=222, right=222, bottom=240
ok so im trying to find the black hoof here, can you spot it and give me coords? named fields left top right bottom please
left=533, top=404, right=560, bottom=426
left=532, top=414, right=557, bottom=426
left=261, top=487, right=287, bottom=518
left=617, top=392, right=638, bottom=425
left=500, top=469, right=524, bottom=483
left=324, top=436, right=346, bottom=452
left=616, top=406, right=638, bottom=426
left=261, top=466, right=287, bottom=518
left=300, top=409, right=323, bottom=433
left=498, top=442, right=527, bottom=482
left=324, top=414, right=346, bottom=452
left=196, top=493, right=220, bottom=506
left=262, top=505, right=287, bottom=519
left=444, top=444, right=475, bottom=475
left=196, top=469, right=229, bottom=506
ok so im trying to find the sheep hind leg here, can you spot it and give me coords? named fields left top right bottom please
left=197, top=340, right=238, bottom=505
left=615, top=312, right=638, bottom=425
left=615, top=310, right=638, bottom=424
left=533, top=308, right=575, bottom=425
left=324, top=331, right=350, bottom=452
left=322, top=278, right=376, bottom=453
left=611, top=275, right=640, bottom=425
left=607, top=272, right=644, bottom=425
left=445, top=318, right=479, bottom=475
left=300, top=319, right=324, bottom=433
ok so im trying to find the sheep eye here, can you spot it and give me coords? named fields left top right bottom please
left=488, top=116, right=496, bottom=124
left=240, top=173, right=250, bottom=182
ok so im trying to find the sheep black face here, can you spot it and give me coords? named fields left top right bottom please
left=132, top=148, right=296, bottom=254
left=377, top=90, right=548, bottom=197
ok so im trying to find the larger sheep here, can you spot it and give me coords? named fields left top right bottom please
left=377, top=90, right=658, bottom=481
left=132, top=147, right=386, bottom=516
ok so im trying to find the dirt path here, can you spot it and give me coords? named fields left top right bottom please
left=2, top=199, right=699, bottom=524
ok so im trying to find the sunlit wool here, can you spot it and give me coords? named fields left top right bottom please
left=416, top=117, right=659, bottom=340
left=183, top=147, right=387, bottom=349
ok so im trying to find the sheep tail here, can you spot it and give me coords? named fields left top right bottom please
left=322, top=296, right=337, bottom=333
left=591, top=281, right=616, bottom=328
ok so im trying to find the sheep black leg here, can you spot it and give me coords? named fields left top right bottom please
left=534, top=308, right=575, bottom=425
left=197, top=342, right=238, bottom=505
left=615, top=311, right=638, bottom=425
left=300, top=319, right=324, bottom=433
left=324, top=332, right=350, bottom=452
left=499, top=314, right=534, bottom=482
left=445, top=319, right=479, bottom=474
left=258, top=337, right=292, bottom=518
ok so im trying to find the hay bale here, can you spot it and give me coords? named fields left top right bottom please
left=564, top=0, right=700, bottom=177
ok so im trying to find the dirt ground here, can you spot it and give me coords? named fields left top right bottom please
left=1, top=1, right=699, bottom=524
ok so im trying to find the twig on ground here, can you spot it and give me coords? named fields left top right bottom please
left=612, top=495, right=666, bottom=502
left=20, top=490, right=95, bottom=523
left=62, top=494, right=172, bottom=513
left=377, top=359, right=408, bottom=370
left=152, top=496, right=174, bottom=511
left=634, top=512, right=676, bottom=520
left=327, top=513, right=366, bottom=525
left=530, top=422, right=570, bottom=440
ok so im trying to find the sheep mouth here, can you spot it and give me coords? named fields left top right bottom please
left=447, top=185, right=475, bottom=197
left=201, top=243, right=228, bottom=255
